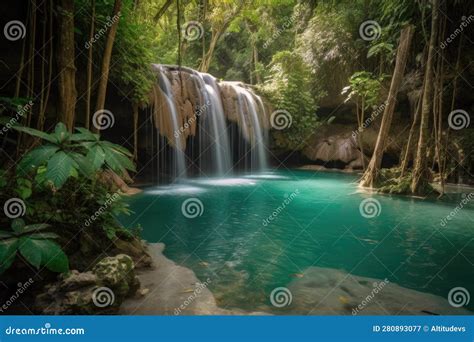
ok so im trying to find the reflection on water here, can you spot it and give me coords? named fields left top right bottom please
left=120, top=170, right=474, bottom=313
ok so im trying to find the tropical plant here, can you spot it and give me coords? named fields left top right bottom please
left=0, top=218, right=68, bottom=274
left=14, top=123, right=135, bottom=189
left=259, top=50, right=320, bottom=150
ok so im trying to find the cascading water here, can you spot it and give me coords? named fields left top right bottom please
left=196, top=72, right=233, bottom=176
left=155, top=65, right=187, bottom=179
left=224, top=82, right=268, bottom=171
left=149, top=64, right=269, bottom=182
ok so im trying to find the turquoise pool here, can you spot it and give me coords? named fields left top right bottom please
left=120, top=170, right=474, bottom=313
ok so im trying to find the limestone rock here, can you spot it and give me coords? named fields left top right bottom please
left=93, top=254, right=140, bottom=298
left=35, top=254, right=140, bottom=315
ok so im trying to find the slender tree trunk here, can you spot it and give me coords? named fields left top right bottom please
left=57, top=0, right=77, bottom=131
left=133, top=103, right=139, bottom=161
left=442, top=33, right=463, bottom=182
left=433, top=15, right=445, bottom=195
left=38, top=0, right=53, bottom=131
left=359, top=25, right=414, bottom=187
left=94, top=0, right=122, bottom=132
left=85, top=0, right=95, bottom=129
left=400, top=81, right=424, bottom=177
left=198, top=1, right=244, bottom=72
left=253, top=42, right=262, bottom=84
left=411, top=0, right=439, bottom=194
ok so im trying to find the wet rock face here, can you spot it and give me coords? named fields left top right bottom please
left=148, top=65, right=270, bottom=149
left=303, top=127, right=366, bottom=169
left=302, top=124, right=407, bottom=169
left=35, top=254, right=140, bottom=315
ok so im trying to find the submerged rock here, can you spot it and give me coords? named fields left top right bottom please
left=120, top=243, right=267, bottom=315
left=284, top=267, right=471, bottom=315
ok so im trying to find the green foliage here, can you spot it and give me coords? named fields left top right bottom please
left=342, top=71, right=385, bottom=110
left=75, top=0, right=156, bottom=104
left=375, top=167, right=434, bottom=195
left=259, top=51, right=320, bottom=150
left=14, top=123, right=135, bottom=189
left=0, top=219, right=68, bottom=274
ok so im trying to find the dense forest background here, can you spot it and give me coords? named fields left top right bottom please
left=1, top=0, right=473, bottom=194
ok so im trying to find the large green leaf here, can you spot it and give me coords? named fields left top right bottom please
left=0, top=238, right=18, bottom=274
left=71, top=127, right=100, bottom=141
left=103, top=147, right=136, bottom=173
left=13, top=126, right=58, bottom=143
left=45, top=151, right=77, bottom=188
left=86, top=145, right=106, bottom=171
left=53, top=122, right=70, bottom=143
left=18, top=237, right=42, bottom=268
left=19, top=238, right=68, bottom=273
left=70, top=152, right=96, bottom=177
left=22, top=223, right=51, bottom=233
left=100, top=140, right=134, bottom=157
left=17, top=145, right=59, bottom=175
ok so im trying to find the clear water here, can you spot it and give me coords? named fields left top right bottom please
left=120, top=170, right=474, bottom=313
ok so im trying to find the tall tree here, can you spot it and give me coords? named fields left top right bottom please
left=94, top=0, right=122, bottom=131
left=57, top=0, right=77, bottom=131
left=85, top=0, right=95, bottom=129
left=198, top=0, right=245, bottom=72
left=410, top=0, right=439, bottom=194
left=359, top=25, right=414, bottom=188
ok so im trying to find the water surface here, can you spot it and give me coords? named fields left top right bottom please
left=120, top=170, right=474, bottom=313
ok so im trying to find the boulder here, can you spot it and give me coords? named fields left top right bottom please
left=35, top=254, right=140, bottom=315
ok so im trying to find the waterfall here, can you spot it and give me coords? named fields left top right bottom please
left=149, top=64, right=269, bottom=182
left=224, top=82, right=268, bottom=171
left=196, top=72, right=233, bottom=176
left=155, top=65, right=187, bottom=179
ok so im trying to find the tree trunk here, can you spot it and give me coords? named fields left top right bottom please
left=57, top=0, right=77, bottom=131
left=133, top=103, right=139, bottom=161
left=85, top=0, right=95, bottom=129
left=94, top=0, right=122, bottom=132
left=400, top=81, right=424, bottom=177
left=198, top=1, right=244, bottom=72
left=359, top=25, right=414, bottom=187
left=37, top=0, right=53, bottom=131
left=410, top=0, right=439, bottom=194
